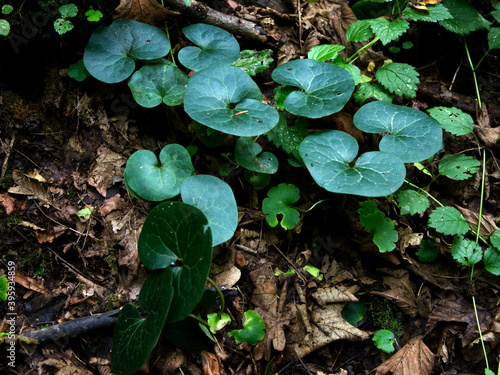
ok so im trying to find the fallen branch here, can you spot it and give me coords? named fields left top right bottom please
left=22, top=309, right=120, bottom=344
left=163, top=0, right=268, bottom=43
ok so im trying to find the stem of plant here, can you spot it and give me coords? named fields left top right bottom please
left=464, top=39, right=482, bottom=110
left=188, top=313, right=209, bottom=326
left=346, top=37, right=380, bottom=64
left=404, top=180, right=443, bottom=207
left=207, top=277, right=225, bottom=317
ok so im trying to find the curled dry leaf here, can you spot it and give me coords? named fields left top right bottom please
left=456, top=205, right=499, bottom=235
left=0, top=193, right=15, bottom=214
left=311, top=285, right=359, bottom=307
left=375, top=336, right=434, bottom=375
left=371, top=269, right=418, bottom=317
left=14, top=269, right=49, bottom=294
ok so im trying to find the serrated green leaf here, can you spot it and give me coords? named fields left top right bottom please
left=128, top=63, right=189, bottom=107
left=112, top=268, right=173, bottom=375
left=490, top=230, right=500, bottom=249
left=403, top=4, right=452, bottom=22
left=0, top=275, right=7, bottom=302
left=428, top=206, right=469, bottom=235
left=354, top=83, right=393, bottom=105
left=346, top=20, right=374, bottom=42
left=331, top=58, right=362, bottom=85
left=397, top=189, right=430, bottom=215
left=138, top=202, right=213, bottom=323
left=373, top=329, right=395, bottom=353
left=2, top=5, right=14, bottom=15
left=124, top=144, right=194, bottom=202
left=178, top=23, right=240, bottom=71
left=181, top=175, right=238, bottom=246
left=484, top=369, right=495, bottom=375
left=228, top=310, right=266, bottom=345
left=184, top=66, right=279, bottom=136
left=439, top=0, right=490, bottom=35
left=416, top=240, right=439, bottom=262
left=262, top=183, right=301, bottom=230
left=234, top=137, right=279, bottom=174
left=358, top=200, right=398, bottom=253
left=271, top=59, right=355, bottom=118
left=375, top=62, right=419, bottom=99
left=451, top=236, right=482, bottom=266
left=439, top=154, right=481, bottom=180
left=59, top=3, right=78, bottom=18
left=54, top=19, right=74, bottom=35
left=265, top=113, right=308, bottom=154
left=233, top=49, right=274, bottom=76
left=353, top=101, right=443, bottom=163
left=207, top=312, right=231, bottom=333
left=427, top=106, right=474, bottom=136
left=369, top=18, right=409, bottom=45
left=493, top=9, right=500, bottom=23
left=488, top=28, right=500, bottom=50
left=300, top=130, right=406, bottom=197
left=484, top=246, right=500, bottom=275
left=308, top=44, right=345, bottom=61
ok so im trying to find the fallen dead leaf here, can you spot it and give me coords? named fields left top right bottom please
left=200, top=350, right=221, bottom=375
left=14, top=269, right=49, bottom=294
left=456, top=205, right=499, bottom=235
left=0, top=193, right=15, bottom=214
left=113, top=0, right=178, bottom=24
left=8, top=170, right=50, bottom=204
left=375, top=336, right=435, bottom=375
left=371, top=269, right=418, bottom=317
left=87, top=146, right=127, bottom=198
left=311, top=285, right=358, bottom=307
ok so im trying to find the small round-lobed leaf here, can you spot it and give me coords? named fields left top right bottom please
left=138, top=201, right=213, bottom=323
left=299, top=130, right=406, bottom=197
left=178, top=23, right=240, bottom=71
left=353, top=101, right=442, bottom=163
left=234, top=137, right=278, bottom=174
left=128, top=63, right=189, bottom=107
left=271, top=59, right=355, bottom=118
left=184, top=66, right=279, bottom=136
left=84, top=20, right=171, bottom=83
left=124, top=144, right=194, bottom=202
left=180, top=174, right=238, bottom=246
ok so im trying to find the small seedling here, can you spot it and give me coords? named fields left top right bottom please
left=54, top=3, right=78, bottom=35
left=262, top=183, right=301, bottom=230
left=373, top=329, right=396, bottom=354
left=228, top=309, right=266, bottom=346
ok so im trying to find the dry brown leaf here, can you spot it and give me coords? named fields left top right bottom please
left=456, top=205, right=499, bottom=235
left=98, top=194, right=123, bottom=217
left=200, top=350, right=221, bottom=375
left=87, top=146, right=126, bottom=198
left=8, top=170, right=49, bottom=204
left=293, top=303, right=370, bottom=358
left=0, top=193, right=15, bottom=214
left=375, top=336, right=435, bottom=375
left=425, top=298, right=492, bottom=346
left=371, top=269, right=418, bottom=317
left=14, top=269, right=49, bottom=294
left=113, top=0, right=178, bottom=25
left=311, top=285, right=358, bottom=307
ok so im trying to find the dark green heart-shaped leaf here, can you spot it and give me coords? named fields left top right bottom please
left=112, top=268, right=173, bottom=375
left=271, top=59, right=355, bottom=118
left=128, top=63, right=189, bottom=107
left=124, top=144, right=194, bottom=202
left=138, top=202, right=213, bottom=322
left=181, top=175, right=238, bottom=246
left=353, top=101, right=442, bottom=163
left=178, top=23, right=240, bottom=71
left=84, top=20, right=171, bottom=83
left=234, top=137, right=279, bottom=174
left=184, top=66, right=279, bottom=136
left=299, top=130, right=406, bottom=197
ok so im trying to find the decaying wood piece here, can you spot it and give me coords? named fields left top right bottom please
left=23, top=309, right=120, bottom=344
left=163, top=0, right=267, bottom=43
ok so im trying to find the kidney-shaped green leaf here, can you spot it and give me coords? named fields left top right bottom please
left=184, top=66, right=279, bottom=136
left=299, top=130, right=406, bottom=197
left=354, top=101, right=442, bottom=163
left=112, top=268, right=173, bottom=375
left=181, top=175, right=238, bottom=246
left=128, top=62, right=189, bottom=107
left=271, top=59, right=355, bottom=118
left=178, top=23, right=240, bottom=71
left=124, top=144, right=194, bottom=202
left=234, top=137, right=279, bottom=174
left=84, top=20, right=171, bottom=83
left=138, top=201, right=213, bottom=322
